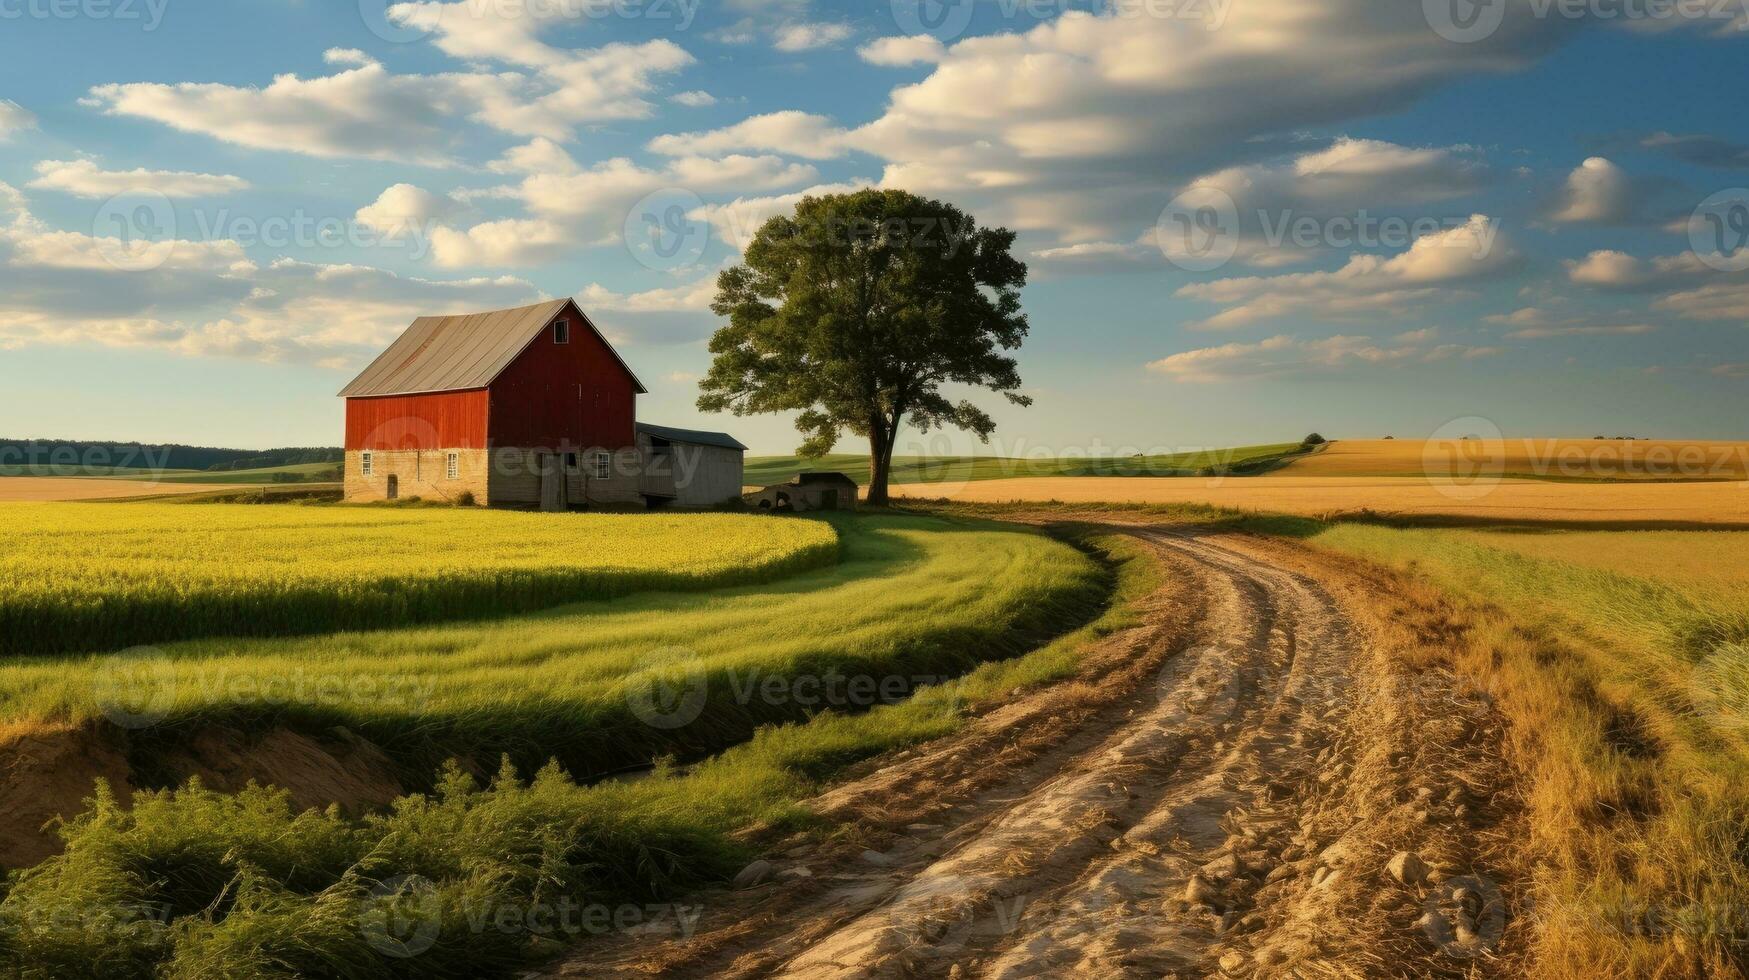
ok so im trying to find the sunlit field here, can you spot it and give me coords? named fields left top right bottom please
left=1280, top=438, right=1749, bottom=481
left=0, top=504, right=840, bottom=656
left=0, top=514, right=1105, bottom=778
left=1294, top=522, right=1749, bottom=975
left=743, top=442, right=1308, bottom=486
left=0, top=516, right=1129, bottom=980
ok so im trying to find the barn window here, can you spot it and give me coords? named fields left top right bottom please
left=552, top=318, right=570, bottom=345
left=564, top=452, right=578, bottom=470
left=594, top=452, right=611, bottom=479
left=361, top=451, right=373, bottom=477
left=446, top=452, right=459, bottom=480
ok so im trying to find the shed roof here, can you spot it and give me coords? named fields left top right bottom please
left=637, top=422, right=748, bottom=452
left=337, top=299, right=646, bottom=398
left=793, top=471, right=859, bottom=487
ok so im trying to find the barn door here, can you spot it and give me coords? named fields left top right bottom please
left=538, top=453, right=566, bottom=512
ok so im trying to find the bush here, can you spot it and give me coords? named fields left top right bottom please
left=453, top=491, right=477, bottom=507
left=1301, top=433, right=1327, bottom=446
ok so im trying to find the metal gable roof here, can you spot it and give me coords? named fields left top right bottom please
left=636, top=422, right=748, bottom=452
left=337, top=299, right=647, bottom=398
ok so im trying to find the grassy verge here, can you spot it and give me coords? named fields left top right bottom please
left=0, top=523, right=1153, bottom=979
left=0, top=504, right=839, bottom=657
left=1262, top=519, right=1749, bottom=977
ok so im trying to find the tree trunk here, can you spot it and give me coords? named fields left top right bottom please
left=866, top=425, right=891, bottom=506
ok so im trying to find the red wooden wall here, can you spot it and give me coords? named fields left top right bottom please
left=344, top=389, right=489, bottom=450
left=487, top=315, right=638, bottom=451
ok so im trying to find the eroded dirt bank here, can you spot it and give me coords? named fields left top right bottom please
left=552, top=523, right=1529, bottom=978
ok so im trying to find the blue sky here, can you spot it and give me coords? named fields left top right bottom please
left=1, top=0, right=1746, bottom=455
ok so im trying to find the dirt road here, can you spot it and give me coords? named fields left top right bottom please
left=554, top=525, right=1525, bottom=978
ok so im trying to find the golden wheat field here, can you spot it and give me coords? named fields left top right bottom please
left=1281, top=437, right=1749, bottom=480
left=0, top=503, right=841, bottom=655
left=895, top=474, right=1749, bottom=524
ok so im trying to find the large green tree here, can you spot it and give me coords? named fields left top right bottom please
left=698, top=189, right=1030, bottom=505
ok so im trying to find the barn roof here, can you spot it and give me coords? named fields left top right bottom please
left=338, top=299, right=646, bottom=398
left=637, top=422, right=748, bottom=452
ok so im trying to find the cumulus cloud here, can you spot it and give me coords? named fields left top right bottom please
left=403, top=151, right=823, bottom=267
left=1174, top=215, right=1515, bottom=329
left=773, top=22, right=853, bottom=51
left=0, top=181, right=539, bottom=363
left=1145, top=332, right=1501, bottom=383
left=670, top=90, right=717, bottom=107
left=1566, top=247, right=1749, bottom=322
left=858, top=35, right=947, bottom=66
left=29, top=158, right=249, bottom=199
left=833, top=3, right=1568, bottom=244
left=1551, top=157, right=1633, bottom=223
left=87, top=34, right=692, bottom=164
left=648, top=111, right=852, bottom=160
left=690, top=180, right=875, bottom=251
left=577, top=275, right=717, bottom=313
left=1482, top=307, right=1656, bottom=339
left=353, top=183, right=461, bottom=238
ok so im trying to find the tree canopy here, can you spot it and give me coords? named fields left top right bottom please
left=698, top=189, right=1030, bottom=504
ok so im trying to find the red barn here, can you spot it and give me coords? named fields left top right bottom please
left=339, top=299, right=745, bottom=509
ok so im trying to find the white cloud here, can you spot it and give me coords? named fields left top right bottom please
left=29, top=158, right=250, bottom=199
left=1551, top=157, right=1632, bottom=223
left=577, top=275, right=717, bottom=312
left=858, top=35, right=948, bottom=67
left=323, top=48, right=378, bottom=68
left=648, top=111, right=852, bottom=160
left=485, top=137, right=581, bottom=176
left=429, top=218, right=571, bottom=268
left=1146, top=333, right=1501, bottom=383
left=1565, top=247, right=1749, bottom=322
left=690, top=180, right=875, bottom=252
left=407, top=154, right=822, bottom=267
left=1482, top=308, right=1656, bottom=339
left=88, top=37, right=693, bottom=163
left=0, top=181, right=539, bottom=363
left=1175, top=215, right=1515, bottom=329
left=772, top=22, right=853, bottom=51
left=354, top=183, right=460, bottom=237
left=832, top=4, right=1568, bottom=244
left=0, top=100, right=35, bottom=139
left=670, top=90, right=718, bottom=107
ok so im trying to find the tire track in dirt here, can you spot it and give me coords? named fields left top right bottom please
left=553, top=524, right=1524, bottom=979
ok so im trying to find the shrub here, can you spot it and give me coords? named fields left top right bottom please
left=1301, top=433, right=1327, bottom=446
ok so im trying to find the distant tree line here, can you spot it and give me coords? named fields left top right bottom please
left=0, top=439, right=341, bottom=472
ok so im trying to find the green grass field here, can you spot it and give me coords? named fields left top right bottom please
left=0, top=512, right=1127, bottom=980
left=1285, top=521, right=1749, bottom=974
left=0, top=504, right=839, bottom=656
left=743, top=442, right=1309, bottom=487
